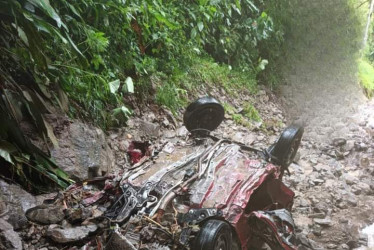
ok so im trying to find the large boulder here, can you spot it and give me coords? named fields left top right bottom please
left=0, top=180, right=37, bottom=230
left=0, top=218, right=22, bottom=250
left=51, top=121, right=114, bottom=181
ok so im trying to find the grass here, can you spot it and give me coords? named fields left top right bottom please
left=154, top=56, right=258, bottom=113
left=358, top=59, right=374, bottom=98
left=243, top=102, right=262, bottom=122
left=226, top=101, right=262, bottom=128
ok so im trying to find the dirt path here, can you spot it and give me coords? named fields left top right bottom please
left=279, top=1, right=374, bottom=249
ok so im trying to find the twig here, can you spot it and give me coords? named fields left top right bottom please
left=142, top=215, right=170, bottom=232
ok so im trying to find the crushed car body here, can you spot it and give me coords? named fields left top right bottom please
left=25, top=97, right=305, bottom=250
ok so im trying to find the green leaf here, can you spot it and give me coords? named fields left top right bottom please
left=27, top=0, right=66, bottom=29
left=109, top=79, right=120, bottom=94
left=0, top=141, right=17, bottom=165
left=197, top=22, right=204, bottom=32
left=191, top=28, right=197, bottom=38
left=123, top=77, right=134, bottom=93
left=14, top=25, right=29, bottom=46
left=43, top=119, right=59, bottom=148
left=257, top=59, right=268, bottom=71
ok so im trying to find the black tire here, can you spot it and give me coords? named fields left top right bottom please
left=193, top=219, right=233, bottom=250
left=267, top=124, right=304, bottom=168
left=183, top=97, right=224, bottom=134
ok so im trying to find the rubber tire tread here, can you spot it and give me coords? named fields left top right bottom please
left=270, top=124, right=304, bottom=167
left=193, top=219, right=233, bottom=250
left=183, top=97, right=224, bottom=132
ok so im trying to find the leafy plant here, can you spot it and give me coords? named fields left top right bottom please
left=243, top=102, right=262, bottom=122
left=358, top=59, right=374, bottom=98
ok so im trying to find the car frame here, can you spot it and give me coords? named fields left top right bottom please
left=105, top=97, right=304, bottom=250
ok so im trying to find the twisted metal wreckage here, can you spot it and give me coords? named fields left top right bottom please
left=27, top=97, right=306, bottom=250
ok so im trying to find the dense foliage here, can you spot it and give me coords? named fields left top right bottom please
left=1, top=0, right=285, bottom=122
left=0, top=0, right=289, bottom=191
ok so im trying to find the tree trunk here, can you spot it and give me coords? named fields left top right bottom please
left=363, top=0, right=374, bottom=48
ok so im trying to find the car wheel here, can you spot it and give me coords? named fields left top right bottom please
left=193, top=219, right=233, bottom=250
left=183, top=97, right=224, bottom=134
left=267, top=124, right=304, bottom=168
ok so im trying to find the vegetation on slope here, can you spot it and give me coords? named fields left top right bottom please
left=358, top=59, right=374, bottom=98
left=0, top=0, right=291, bottom=191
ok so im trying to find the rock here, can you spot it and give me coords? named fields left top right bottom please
left=344, top=140, right=355, bottom=152
left=313, top=179, right=324, bottom=185
left=346, top=193, right=358, bottom=206
left=26, top=205, right=65, bottom=224
left=0, top=218, right=22, bottom=250
left=66, top=207, right=92, bottom=224
left=360, top=157, right=370, bottom=167
left=343, top=174, right=358, bottom=185
left=118, top=140, right=130, bottom=152
left=47, top=224, right=98, bottom=243
left=298, top=198, right=310, bottom=207
left=313, top=201, right=329, bottom=214
left=308, top=213, right=325, bottom=219
left=346, top=239, right=360, bottom=249
left=233, top=132, right=245, bottom=143
left=354, top=142, right=368, bottom=151
left=312, top=224, right=322, bottom=236
left=163, top=130, right=176, bottom=139
left=176, top=126, right=188, bottom=137
left=0, top=180, right=37, bottom=229
left=140, top=121, right=160, bottom=138
left=352, top=183, right=371, bottom=195
left=327, top=243, right=337, bottom=249
left=338, top=243, right=349, bottom=249
left=313, top=218, right=332, bottom=227
left=332, top=138, right=346, bottom=147
left=51, top=121, right=114, bottom=181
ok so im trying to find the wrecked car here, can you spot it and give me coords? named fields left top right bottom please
left=25, top=97, right=305, bottom=249
left=104, top=97, right=304, bottom=250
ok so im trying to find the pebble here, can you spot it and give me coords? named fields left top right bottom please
left=313, top=218, right=332, bottom=227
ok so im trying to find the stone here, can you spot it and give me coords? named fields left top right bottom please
left=140, top=120, right=160, bottom=138
left=51, top=121, right=114, bottom=181
left=360, top=157, right=370, bottom=167
left=118, top=140, right=129, bottom=152
left=346, top=194, right=358, bottom=206
left=327, top=243, right=337, bottom=249
left=312, top=224, right=322, bottom=236
left=176, top=126, right=188, bottom=137
left=0, top=180, right=37, bottom=229
left=308, top=213, right=325, bottom=219
left=26, top=205, right=65, bottom=224
left=332, top=138, right=346, bottom=147
left=344, top=140, right=355, bottom=152
left=343, top=174, right=358, bottom=185
left=313, top=179, right=324, bottom=185
left=163, top=130, right=177, bottom=139
left=313, top=218, right=332, bottom=227
left=0, top=218, right=22, bottom=250
left=338, top=244, right=349, bottom=249
left=47, top=224, right=98, bottom=243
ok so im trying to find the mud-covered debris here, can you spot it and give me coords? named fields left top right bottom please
left=162, top=142, right=175, bottom=154
left=127, top=141, right=151, bottom=164
left=105, top=231, right=137, bottom=250
left=66, top=207, right=92, bottom=224
left=47, top=224, right=98, bottom=243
